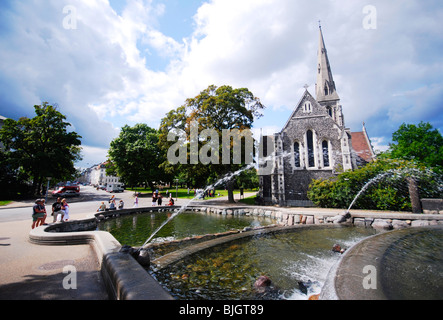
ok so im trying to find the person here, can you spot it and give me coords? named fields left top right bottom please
left=151, top=193, right=157, bottom=206
left=168, top=195, right=175, bottom=206
left=97, top=201, right=106, bottom=212
left=52, top=197, right=62, bottom=222
left=108, top=194, right=115, bottom=204
left=133, top=194, right=139, bottom=208
left=157, top=193, right=163, bottom=206
left=32, top=199, right=46, bottom=229
left=61, top=199, right=70, bottom=221
left=57, top=198, right=69, bottom=222
left=118, top=200, right=124, bottom=210
left=109, top=198, right=116, bottom=210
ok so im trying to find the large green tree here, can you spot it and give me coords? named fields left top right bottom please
left=107, top=123, right=165, bottom=190
left=0, top=103, right=82, bottom=196
left=389, top=121, right=443, bottom=171
left=159, top=85, right=264, bottom=202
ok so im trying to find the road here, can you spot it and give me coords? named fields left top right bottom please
left=0, top=186, right=138, bottom=223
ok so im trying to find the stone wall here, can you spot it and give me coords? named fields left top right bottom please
left=187, top=205, right=443, bottom=232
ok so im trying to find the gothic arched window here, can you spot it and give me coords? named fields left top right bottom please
left=327, top=106, right=332, bottom=117
left=322, top=140, right=330, bottom=167
left=307, top=130, right=315, bottom=168
left=294, top=142, right=300, bottom=167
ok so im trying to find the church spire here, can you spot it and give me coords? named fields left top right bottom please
left=315, top=25, right=340, bottom=102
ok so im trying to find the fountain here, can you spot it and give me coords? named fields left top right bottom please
left=105, top=157, right=442, bottom=300
left=139, top=163, right=256, bottom=249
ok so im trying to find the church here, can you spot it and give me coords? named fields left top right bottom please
left=258, top=26, right=375, bottom=207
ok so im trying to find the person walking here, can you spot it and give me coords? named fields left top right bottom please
left=151, top=193, right=157, bottom=206
left=157, top=193, right=163, bottom=206
left=133, top=194, right=139, bottom=208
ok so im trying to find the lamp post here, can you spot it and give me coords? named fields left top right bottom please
left=45, top=177, right=52, bottom=204
left=175, top=178, right=179, bottom=201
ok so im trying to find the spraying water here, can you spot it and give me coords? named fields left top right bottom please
left=346, top=166, right=443, bottom=213
left=138, top=148, right=297, bottom=249
left=139, top=163, right=256, bottom=249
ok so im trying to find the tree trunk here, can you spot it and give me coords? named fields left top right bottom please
left=407, top=177, right=422, bottom=213
left=227, top=180, right=235, bottom=203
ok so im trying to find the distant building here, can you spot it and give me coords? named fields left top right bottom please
left=258, top=26, right=375, bottom=207
left=88, top=162, right=121, bottom=186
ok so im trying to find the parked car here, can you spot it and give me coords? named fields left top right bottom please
left=52, top=185, right=80, bottom=197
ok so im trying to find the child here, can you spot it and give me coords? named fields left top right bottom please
left=61, top=198, right=69, bottom=221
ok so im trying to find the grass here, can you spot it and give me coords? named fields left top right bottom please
left=0, top=200, right=12, bottom=206
left=127, top=187, right=258, bottom=200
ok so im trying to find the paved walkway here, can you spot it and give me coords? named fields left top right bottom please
left=0, top=193, right=255, bottom=300
left=0, top=211, right=109, bottom=300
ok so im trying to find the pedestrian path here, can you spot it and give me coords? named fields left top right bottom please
left=0, top=211, right=108, bottom=300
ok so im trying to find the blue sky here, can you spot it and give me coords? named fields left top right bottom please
left=0, top=0, right=442, bottom=168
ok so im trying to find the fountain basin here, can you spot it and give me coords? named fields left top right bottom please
left=151, top=225, right=377, bottom=300
left=321, top=225, right=443, bottom=300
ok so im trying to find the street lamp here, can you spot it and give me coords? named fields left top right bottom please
left=45, top=177, right=52, bottom=204
left=175, top=178, right=179, bottom=201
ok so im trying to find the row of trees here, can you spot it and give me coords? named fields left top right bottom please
left=0, top=103, right=82, bottom=199
left=308, top=121, right=443, bottom=211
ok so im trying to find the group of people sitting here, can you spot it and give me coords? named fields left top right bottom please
left=97, top=195, right=124, bottom=212
left=152, top=191, right=175, bottom=206
left=32, top=197, right=70, bottom=229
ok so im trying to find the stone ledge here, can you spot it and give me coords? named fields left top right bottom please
left=29, top=225, right=173, bottom=300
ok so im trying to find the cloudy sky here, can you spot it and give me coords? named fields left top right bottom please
left=0, top=0, right=442, bottom=168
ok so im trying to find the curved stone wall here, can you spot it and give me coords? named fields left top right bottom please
left=29, top=204, right=443, bottom=300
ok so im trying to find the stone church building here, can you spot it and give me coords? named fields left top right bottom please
left=259, top=26, right=375, bottom=207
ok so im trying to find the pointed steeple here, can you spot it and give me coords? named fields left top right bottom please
left=315, top=25, right=340, bottom=102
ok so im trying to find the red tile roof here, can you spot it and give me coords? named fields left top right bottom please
left=351, top=131, right=375, bottom=163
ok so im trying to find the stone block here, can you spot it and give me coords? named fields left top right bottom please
left=371, top=219, right=392, bottom=230
left=392, top=220, right=409, bottom=229
left=306, top=216, right=314, bottom=225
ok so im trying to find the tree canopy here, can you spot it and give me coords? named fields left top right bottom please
left=107, top=123, right=165, bottom=190
left=0, top=103, right=82, bottom=196
left=388, top=121, right=443, bottom=171
left=158, top=85, right=264, bottom=202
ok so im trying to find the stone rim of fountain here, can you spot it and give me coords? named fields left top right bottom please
left=29, top=205, right=443, bottom=300
left=320, top=224, right=443, bottom=300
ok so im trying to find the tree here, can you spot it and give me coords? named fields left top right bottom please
left=389, top=121, right=443, bottom=171
left=159, top=85, right=264, bottom=202
left=0, top=103, right=82, bottom=196
left=107, top=124, right=165, bottom=190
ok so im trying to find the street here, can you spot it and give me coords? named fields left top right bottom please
left=0, top=185, right=137, bottom=223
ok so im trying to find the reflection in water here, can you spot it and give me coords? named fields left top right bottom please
left=97, top=211, right=276, bottom=247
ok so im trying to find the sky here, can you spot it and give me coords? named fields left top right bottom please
left=0, top=0, right=442, bottom=169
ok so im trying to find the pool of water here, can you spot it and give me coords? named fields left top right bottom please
left=97, top=211, right=276, bottom=247
left=152, top=226, right=377, bottom=300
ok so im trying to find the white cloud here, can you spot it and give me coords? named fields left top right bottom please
left=0, top=0, right=442, bottom=168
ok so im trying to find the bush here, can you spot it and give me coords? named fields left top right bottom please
left=307, top=158, right=442, bottom=211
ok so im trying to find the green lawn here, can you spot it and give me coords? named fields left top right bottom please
left=127, top=187, right=257, bottom=200
left=0, top=200, right=12, bottom=206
